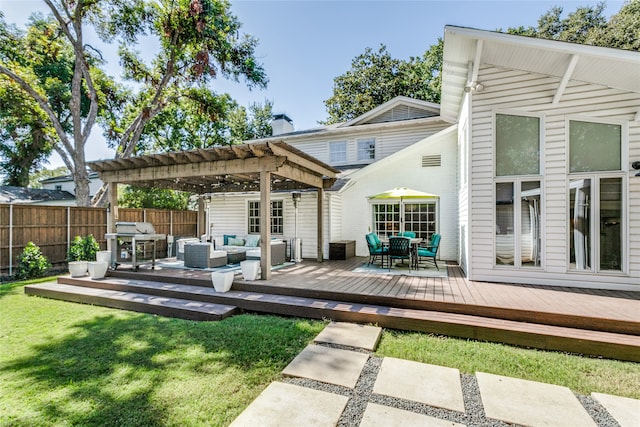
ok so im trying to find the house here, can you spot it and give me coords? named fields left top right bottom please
left=205, top=97, right=456, bottom=261
left=443, top=26, right=640, bottom=291
left=0, top=186, right=76, bottom=206
left=202, top=26, right=639, bottom=291
left=40, top=171, right=103, bottom=198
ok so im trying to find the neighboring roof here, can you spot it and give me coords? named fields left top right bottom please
left=88, top=141, right=340, bottom=194
left=40, top=171, right=99, bottom=184
left=0, top=186, right=75, bottom=204
left=442, top=25, right=640, bottom=121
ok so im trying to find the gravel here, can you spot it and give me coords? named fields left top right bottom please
left=283, top=343, right=622, bottom=427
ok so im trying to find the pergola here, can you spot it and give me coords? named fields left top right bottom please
left=88, top=141, right=339, bottom=280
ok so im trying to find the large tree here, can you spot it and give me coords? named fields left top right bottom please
left=322, top=43, right=442, bottom=125
left=0, top=0, right=267, bottom=206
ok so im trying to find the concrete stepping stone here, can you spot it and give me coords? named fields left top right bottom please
left=592, top=392, right=640, bottom=427
left=282, top=344, right=369, bottom=388
left=372, top=357, right=465, bottom=413
left=314, top=321, right=382, bottom=350
left=476, top=372, right=596, bottom=427
left=229, top=381, right=348, bottom=427
left=360, top=402, right=466, bottom=427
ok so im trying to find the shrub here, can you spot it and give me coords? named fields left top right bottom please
left=15, top=242, right=51, bottom=280
left=68, top=235, right=100, bottom=261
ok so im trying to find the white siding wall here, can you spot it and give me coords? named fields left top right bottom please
left=340, top=128, right=458, bottom=260
left=469, top=65, right=640, bottom=290
left=457, top=96, right=471, bottom=274
left=207, top=191, right=336, bottom=260
left=288, top=122, right=449, bottom=167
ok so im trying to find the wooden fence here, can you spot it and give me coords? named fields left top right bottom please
left=0, top=204, right=197, bottom=276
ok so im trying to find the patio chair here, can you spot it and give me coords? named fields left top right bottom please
left=365, top=233, right=387, bottom=266
left=386, top=236, right=412, bottom=271
left=416, top=233, right=441, bottom=270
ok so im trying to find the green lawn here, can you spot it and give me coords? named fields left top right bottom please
left=0, top=281, right=325, bottom=426
left=2, top=279, right=639, bottom=427
left=376, top=329, right=640, bottom=399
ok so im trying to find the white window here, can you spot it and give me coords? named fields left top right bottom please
left=372, top=202, right=437, bottom=241
left=495, top=180, right=542, bottom=268
left=495, top=113, right=540, bottom=176
left=357, top=138, right=375, bottom=161
left=329, top=141, right=347, bottom=164
left=248, top=200, right=284, bottom=235
left=568, top=120, right=624, bottom=272
left=494, top=113, right=542, bottom=268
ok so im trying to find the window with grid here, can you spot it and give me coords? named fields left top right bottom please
left=403, top=203, right=437, bottom=241
left=329, top=141, right=347, bottom=164
left=372, top=203, right=400, bottom=237
left=357, top=138, right=375, bottom=161
left=248, top=200, right=284, bottom=234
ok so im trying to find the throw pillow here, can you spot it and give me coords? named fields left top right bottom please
left=228, top=237, right=245, bottom=246
left=245, top=234, right=260, bottom=247
left=223, top=234, right=236, bottom=245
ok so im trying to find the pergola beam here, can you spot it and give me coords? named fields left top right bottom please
left=98, top=156, right=286, bottom=184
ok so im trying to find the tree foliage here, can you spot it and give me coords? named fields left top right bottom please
left=0, top=0, right=267, bottom=206
left=507, top=0, right=640, bottom=50
left=118, top=186, right=190, bottom=210
left=322, top=42, right=442, bottom=125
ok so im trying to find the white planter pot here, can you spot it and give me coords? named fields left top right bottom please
left=68, top=261, right=88, bottom=277
left=96, top=250, right=111, bottom=264
left=211, top=271, right=234, bottom=292
left=88, top=261, right=108, bottom=279
left=241, top=260, right=260, bottom=281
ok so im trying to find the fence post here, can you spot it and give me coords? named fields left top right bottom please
left=67, top=206, right=71, bottom=255
left=170, top=210, right=173, bottom=236
left=9, top=204, right=13, bottom=276
left=143, top=209, right=147, bottom=223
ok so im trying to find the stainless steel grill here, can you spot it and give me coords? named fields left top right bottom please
left=105, top=222, right=166, bottom=270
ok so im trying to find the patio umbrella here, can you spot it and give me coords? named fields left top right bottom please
left=368, top=187, right=439, bottom=233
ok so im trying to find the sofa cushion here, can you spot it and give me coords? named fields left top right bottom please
left=223, top=234, right=236, bottom=245
left=245, top=234, right=260, bottom=247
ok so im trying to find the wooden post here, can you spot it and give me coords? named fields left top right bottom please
left=107, top=183, right=118, bottom=252
left=197, top=197, right=205, bottom=239
left=260, top=171, right=271, bottom=279
left=317, top=187, right=324, bottom=262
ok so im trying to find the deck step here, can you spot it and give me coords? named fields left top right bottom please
left=25, top=282, right=239, bottom=321
left=42, top=276, right=640, bottom=362
left=107, top=269, right=640, bottom=336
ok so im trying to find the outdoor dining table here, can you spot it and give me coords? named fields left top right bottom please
left=379, top=236, right=423, bottom=269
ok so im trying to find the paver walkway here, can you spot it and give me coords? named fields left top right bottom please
left=231, top=322, right=640, bottom=427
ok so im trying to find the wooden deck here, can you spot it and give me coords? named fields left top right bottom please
left=26, top=257, right=640, bottom=362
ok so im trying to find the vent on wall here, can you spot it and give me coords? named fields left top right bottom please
left=422, top=155, right=441, bottom=167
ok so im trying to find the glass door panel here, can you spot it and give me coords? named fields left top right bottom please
left=599, top=178, right=622, bottom=271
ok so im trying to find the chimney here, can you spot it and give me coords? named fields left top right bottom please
left=271, top=113, right=294, bottom=136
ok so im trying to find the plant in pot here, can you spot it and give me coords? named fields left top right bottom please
left=68, top=235, right=101, bottom=277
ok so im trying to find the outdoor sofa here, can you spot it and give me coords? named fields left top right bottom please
left=213, top=234, right=287, bottom=266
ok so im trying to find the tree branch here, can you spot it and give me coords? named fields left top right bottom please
left=0, top=64, right=75, bottom=156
